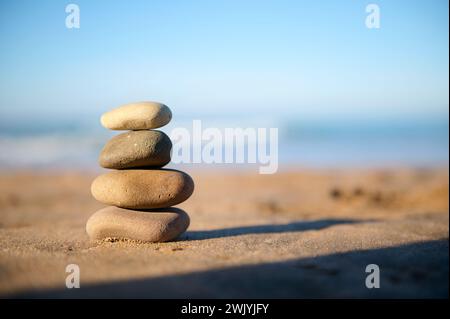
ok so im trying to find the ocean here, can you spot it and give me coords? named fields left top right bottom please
left=0, top=114, right=448, bottom=170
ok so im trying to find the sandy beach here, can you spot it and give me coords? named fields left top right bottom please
left=0, top=167, right=448, bottom=298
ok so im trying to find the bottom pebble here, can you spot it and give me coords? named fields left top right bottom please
left=86, top=206, right=190, bottom=242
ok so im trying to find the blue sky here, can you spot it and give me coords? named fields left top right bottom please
left=0, top=0, right=448, bottom=121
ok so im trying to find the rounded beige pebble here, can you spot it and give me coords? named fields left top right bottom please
left=86, top=206, right=190, bottom=242
left=100, top=101, right=172, bottom=130
left=91, top=169, right=194, bottom=209
left=99, top=130, right=172, bottom=169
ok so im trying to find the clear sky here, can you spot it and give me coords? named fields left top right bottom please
left=0, top=0, right=448, bottom=121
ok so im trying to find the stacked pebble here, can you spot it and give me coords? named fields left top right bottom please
left=86, top=102, right=194, bottom=242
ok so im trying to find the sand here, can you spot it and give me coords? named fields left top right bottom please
left=0, top=168, right=448, bottom=298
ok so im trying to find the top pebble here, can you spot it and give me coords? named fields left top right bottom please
left=101, top=101, right=172, bottom=130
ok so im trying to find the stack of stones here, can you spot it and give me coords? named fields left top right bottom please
left=86, top=102, right=194, bottom=242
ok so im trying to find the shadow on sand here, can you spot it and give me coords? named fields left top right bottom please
left=184, top=218, right=362, bottom=240
left=9, top=239, right=448, bottom=298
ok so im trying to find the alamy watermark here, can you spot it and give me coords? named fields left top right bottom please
left=365, top=4, right=380, bottom=29
left=65, top=4, right=80, bottom=29
left=60, top=3, right=382, bottom=174
left=365, top=264, right=380, bottom=288
left=170, top=120, right=279, bottom=174
left=66, top=264, right=80, bottom=288
left=65, top=3, right=380, bottom=30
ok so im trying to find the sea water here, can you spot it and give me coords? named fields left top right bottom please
left=0, top=114, right=447, bottom=170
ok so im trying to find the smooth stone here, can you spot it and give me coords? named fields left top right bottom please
left=91, top=169, right=194, bottom=209
left=86, top=206, right=190, bottom=242
left=100, top=101, right=172, bottom=130
left=99, top=130, right=172, bottom=169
